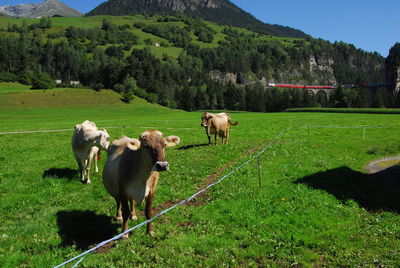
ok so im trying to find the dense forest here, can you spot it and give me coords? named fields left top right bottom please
left=0, top=15, right=394, bottom=111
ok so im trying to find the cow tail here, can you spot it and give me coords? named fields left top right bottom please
left=229, top=119, right=239, bottom=126
left=96, top=150, right=102, bottom=161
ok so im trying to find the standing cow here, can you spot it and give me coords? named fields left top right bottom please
left=103, top=130, right=180, bottom=238
left=201, top=112, right=238, bottom=145
left=71, top=120, right=110, bottom=184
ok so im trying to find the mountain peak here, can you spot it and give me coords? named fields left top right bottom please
left=0, top=0, right=82, bottom=18
left=87, top=0, right=306, bottom=38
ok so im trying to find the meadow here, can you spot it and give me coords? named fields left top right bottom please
left=1, top=85, right=400, bottom=267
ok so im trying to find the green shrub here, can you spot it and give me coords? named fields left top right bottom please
left=31, top=72, right=56, bottom=90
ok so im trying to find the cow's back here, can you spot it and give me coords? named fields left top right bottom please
left=211, top=113, right=230, bottom=131
left=72, top=121, right=98, bottom=150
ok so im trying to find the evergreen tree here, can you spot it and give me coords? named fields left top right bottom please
left=386, top=42, right=400, bottom=93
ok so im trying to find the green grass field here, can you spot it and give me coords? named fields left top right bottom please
left=1, top=84, right=400, bottom=267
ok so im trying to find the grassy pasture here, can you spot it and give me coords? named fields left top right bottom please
left=1, top=86, right=400, bottom=267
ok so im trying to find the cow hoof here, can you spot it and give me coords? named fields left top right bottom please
left=85, top=180, right=91, bottom=184
left=148, top=230, right=155, bottom=237
left=130, top=215, right=137, bottom=221
left=116, top=216, right=123, bottom=222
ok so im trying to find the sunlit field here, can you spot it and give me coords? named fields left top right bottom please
left=1, top=85, right=400, bottom=267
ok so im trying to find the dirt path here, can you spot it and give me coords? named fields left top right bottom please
left=365, top=155, right=400, bottom=174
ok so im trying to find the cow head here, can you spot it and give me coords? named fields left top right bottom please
left=201, top=112, right=213, bottom=127
left=140, top=130, right=180, bottom=172
left=96, top=129, right=110, bottom=151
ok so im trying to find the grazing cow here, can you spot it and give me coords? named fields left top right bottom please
left=201, top=112, right=238, bottom=145
left=103, top=130, right=180, bottom=238
left=71, top=120, right=110, bottom=184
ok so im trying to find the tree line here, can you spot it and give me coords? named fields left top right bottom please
left=0, top=16, right=397, bottom=111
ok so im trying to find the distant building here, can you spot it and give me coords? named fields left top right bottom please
left=70, top=80, right=80, bottom=86
left=55, top=79, right=62, bottom=84
left=154, top=42, right=160, bottom=47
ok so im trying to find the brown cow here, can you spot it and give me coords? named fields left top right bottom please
left=102, top=130, right=180, bottom=238
left=201, top=112, right=238, bottom=145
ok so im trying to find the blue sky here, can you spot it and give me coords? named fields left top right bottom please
left=2, top=0, right=398, bottom=57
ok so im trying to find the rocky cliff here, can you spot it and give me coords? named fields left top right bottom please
left=210, top=54, right=338, bottom=87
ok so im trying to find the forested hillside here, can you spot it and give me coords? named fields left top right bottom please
left=0, top=15, right=389, bottom=111
left=87, top=0, right=306, bottom=38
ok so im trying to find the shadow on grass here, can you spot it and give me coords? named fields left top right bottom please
left=178, top=143, right=209, bottom=150
left=42, top=168, right=77, bottom=180
left=56, top=210, right=119, bottom=250
left=296, top=166, right=400, bottom=213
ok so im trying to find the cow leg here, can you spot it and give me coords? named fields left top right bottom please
left=145, top=193, right=155, bottom=236
left=115, top=197, right=123, bottom=222
left=121, top=198, right=130, bottom=240
left=214, top=133, right=218, bottom=145
left=225, top=128, right=229, bottom=144
left=85, top=155, right=94, bottom=184
left=94, top=152, right=99, bottom=173
left=129, top=198, right=137, bottom=221
left=77, top=158, right=85, bottom=182
left=205, top=127, right=211, bottom=145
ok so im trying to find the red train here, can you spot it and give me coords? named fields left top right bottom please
left=267, top=83, right=335, bottom=89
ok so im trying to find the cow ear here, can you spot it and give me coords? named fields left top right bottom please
left=165, top=136, right=180, bottom=147
left=127, top=139, right=141, bottom=150
left=140, top=132, right=148, bottom=141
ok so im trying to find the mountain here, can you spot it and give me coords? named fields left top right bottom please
left=0, top=0, right=82, bottom=18
left=87, top=0, right=307, bottom=38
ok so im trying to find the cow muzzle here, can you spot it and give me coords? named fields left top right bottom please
left=153, top=161, right=169, bottom=171
left=201, top=123, right=207, bottom=127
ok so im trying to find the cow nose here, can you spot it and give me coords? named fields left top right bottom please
left=155, top=161, right=169, bottom=171
left=201, top=123, right=207, bottom=127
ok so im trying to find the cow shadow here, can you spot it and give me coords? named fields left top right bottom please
left=295, top=166, right=400, bottom=213
left=178, top=143, right=209, bottom=150
left=42, top=168, right=77, bottom=180
left=56, top=210, right=119, bottom=250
